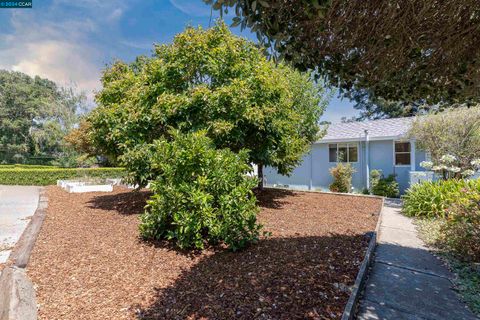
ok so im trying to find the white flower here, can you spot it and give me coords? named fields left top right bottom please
left=471, top=159, right=480, bottom=168
left=461, top=169, right=475, bottom=177
left=420, top=161, right=433, bottom=170
left=432, top=165, right=447, bottom=171
left=447, top=166, right=461, bottom=173
left=440, top=154, right=456, bottom=164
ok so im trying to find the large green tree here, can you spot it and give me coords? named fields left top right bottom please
left=0, top=70, right=85, bottom=163
left=209, top=0, right=480, bottom=107
left=83, top=22, right=328, bottom=184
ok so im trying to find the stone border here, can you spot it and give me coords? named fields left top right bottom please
left=341, top=198, right=385, bottom=320
left=0, top=187, right=47, bottom=320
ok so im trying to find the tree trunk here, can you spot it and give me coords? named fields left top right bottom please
left=257, top=163, right=264, bottom=190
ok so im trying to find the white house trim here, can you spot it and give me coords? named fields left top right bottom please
left=410, top=139, right=416, bottom=171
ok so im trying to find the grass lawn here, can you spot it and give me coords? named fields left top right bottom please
left=27, top=187, right=381, bottom=320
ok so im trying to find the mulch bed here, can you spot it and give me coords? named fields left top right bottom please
left=27, top=187, right=381, bottom=320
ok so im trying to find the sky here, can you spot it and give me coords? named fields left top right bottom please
left=0, top=0, right=358, bottom=123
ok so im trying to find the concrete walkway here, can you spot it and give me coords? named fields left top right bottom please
left=0, top=186, right=40, bottom=265
left=357, top=202, right=478, bottom=320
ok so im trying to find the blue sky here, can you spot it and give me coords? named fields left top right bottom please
left=0, top=0, right=357, bottom=122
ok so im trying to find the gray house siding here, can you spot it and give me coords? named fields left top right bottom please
left=264, top=139, right=427, bottom=194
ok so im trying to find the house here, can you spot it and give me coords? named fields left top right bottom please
left=264, top=117, right=429, bottom=194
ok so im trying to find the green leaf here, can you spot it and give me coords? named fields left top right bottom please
left=230, top=17, right=241, bottom=27
left=258, top=0, right=269, bottom=7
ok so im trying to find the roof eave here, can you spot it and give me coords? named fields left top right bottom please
left=316, top=134, right=408, bottom=144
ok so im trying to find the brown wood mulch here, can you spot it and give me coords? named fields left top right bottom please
left=27, top=186, right=381, bottom=320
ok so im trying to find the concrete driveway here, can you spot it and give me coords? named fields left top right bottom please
left=0, top=186, right=40, bottom=264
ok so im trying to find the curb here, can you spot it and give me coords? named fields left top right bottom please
left=341, top=198, right=384, bottom=320
left=9, top=188, right=48, bottom=268
left=0, top=266, right=37, bottom=320
left=0, top=187, right=47, bottom=320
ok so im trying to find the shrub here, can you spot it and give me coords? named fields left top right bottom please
left=369, top=169, right=382, bottom=191
left=0, top=167, right=124, bottom=185
left=138, top=131, right=262, bottom=251
left=441, top=191, right=480, bottom=262
left=329, top=163, right=355, bottom=193
left=403, top=179, right=480, bottom=218
left=370, top=170, right=400, bottom=198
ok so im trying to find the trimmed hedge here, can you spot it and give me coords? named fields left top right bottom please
left=0, top=164, right=59, bottom=169
left=0, top=167, right=125, bottom=186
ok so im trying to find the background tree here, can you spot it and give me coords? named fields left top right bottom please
left=409, top=106, right=480, bottom=176
left=0, top=70, right=86, bottom=164
left=345, top=89, right=467, bottom=120
left=347, top=90, right=434, bottom=120
left=209, top=0, right=480, bottom=107
left=83, top=22, right=328, bottom=186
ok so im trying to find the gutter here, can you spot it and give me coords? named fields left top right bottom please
left=315, top=134, right=405, bottom=144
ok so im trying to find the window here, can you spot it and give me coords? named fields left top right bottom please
left=395, top=141, right=411, bottom=165
left=329, top=143, right=358, bottom=163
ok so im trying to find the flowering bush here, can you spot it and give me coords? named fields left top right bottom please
left=420, top=155, right=480, bottom=180
left=419, top=161, right=433, bottom=170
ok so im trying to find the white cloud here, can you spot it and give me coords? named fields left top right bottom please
left=0, top=9, right=106, bottom=102
left=9, top=40, right=100, bottom=96
left=108, top=7, right=124, bottom=22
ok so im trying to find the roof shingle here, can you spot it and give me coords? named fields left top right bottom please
left=319, top=117, right=414, bottom=142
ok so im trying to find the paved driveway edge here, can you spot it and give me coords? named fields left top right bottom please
left=0, top=187, right=47, bottom=320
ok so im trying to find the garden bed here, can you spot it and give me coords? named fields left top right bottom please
left=27, top=187, right=381, bottom=320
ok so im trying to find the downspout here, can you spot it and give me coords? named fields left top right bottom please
left=309, top=151, right=313, bottom=190
left=365, top=130, right=370, bottom=190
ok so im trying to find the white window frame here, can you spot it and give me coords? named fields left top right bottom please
left=393, top=140, right=411, bottom=167
left=329, top=143, right=359, bottom=163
